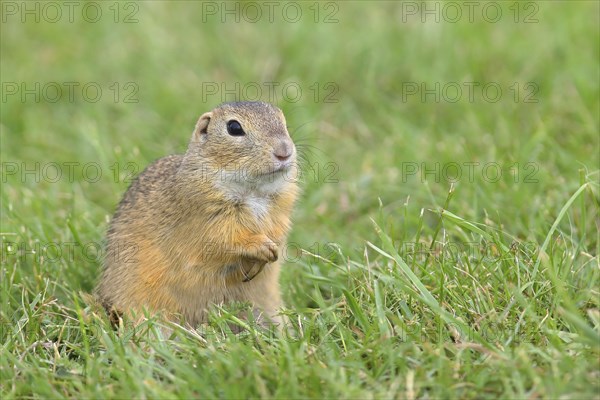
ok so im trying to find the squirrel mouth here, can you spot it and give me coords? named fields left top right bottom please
left=257, top=164, right=291, bottom=177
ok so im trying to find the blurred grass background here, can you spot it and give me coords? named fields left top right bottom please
left=1, top=1, right=599, bottom=398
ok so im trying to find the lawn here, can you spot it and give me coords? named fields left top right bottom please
left=1, top=1, right=599, bottom=398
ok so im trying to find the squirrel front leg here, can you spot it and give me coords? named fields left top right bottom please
left=234, top=232, right=279, bottom=263
left=224, top=231, right=276, bottom=281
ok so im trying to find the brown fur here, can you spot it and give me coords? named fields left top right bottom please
left=95, top=102, right=299, bottom=327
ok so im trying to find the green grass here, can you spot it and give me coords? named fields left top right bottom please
left=1, top=1, right=599, bottom=398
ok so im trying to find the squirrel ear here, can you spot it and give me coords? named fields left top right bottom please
left=193, top=112, right=212, bottom=141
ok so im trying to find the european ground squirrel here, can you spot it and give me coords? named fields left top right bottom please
left=95, top=101, right=299, bottom=328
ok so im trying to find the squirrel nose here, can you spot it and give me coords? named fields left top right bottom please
left=273, top=142, right=293, bottom=162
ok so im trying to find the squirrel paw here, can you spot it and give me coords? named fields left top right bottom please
left=245, top=238, right=278, bottom=263
left=240, top=259, right=267, bottom=282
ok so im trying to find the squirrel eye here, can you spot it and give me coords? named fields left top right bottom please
left=226, top=120, right=245, bottom=136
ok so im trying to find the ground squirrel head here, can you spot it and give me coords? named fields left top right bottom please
left=181, top=101, right=298, bottom=196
